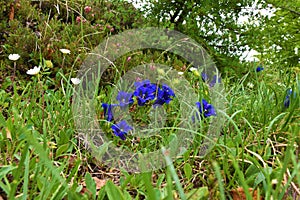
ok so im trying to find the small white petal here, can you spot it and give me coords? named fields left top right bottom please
left=26, top=66, right=41, bottom=75
left=178, top=71, right=184, bottom=75
left=247, top=82, right=254, bottom=88
left=59, top=49, right=71, bottom=54
left=8, top=54, right=20, bottom=61
left=71, top=78, right=81, bottom=85
left=189, top=67, right=197, bottom=71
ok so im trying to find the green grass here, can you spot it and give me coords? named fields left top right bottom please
left=0, top=1, right=299, bottom=199
left=0, top=59, right=299, bottom=200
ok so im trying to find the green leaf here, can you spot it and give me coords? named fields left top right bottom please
left=90, top=141, right=112, bottom=161
left=22, top=148, right=30, bottom=200
left=156, top=174, right=165, bottom=188
left=142, top=172, right=157, bottom=200
left=254, top=167, right=272, bottom=188
left=183, top=163, right=192, bottom=180
left=55, top=143, right=69, bottom=157
left=0, top=112, right=6, bottom=127
left=0, top=165, right=17, bottom=179
left=186, top=187, right=208, bottom=200
left=105, top=180, right=125, bottom=200
left=84, top=172, right=96, bottom=200
left=96, top=187, right=106, bottom=200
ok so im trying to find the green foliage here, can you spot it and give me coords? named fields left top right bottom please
left=0, top=0, right=299, bottom=200
left=248, top=0, right=300, bottom=67
left=139, top=0, right=259, bottom=70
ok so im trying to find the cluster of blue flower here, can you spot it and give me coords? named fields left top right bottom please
left=101, top=80, right=176, bottom=140
left=101, top=79, right=217, bottom=140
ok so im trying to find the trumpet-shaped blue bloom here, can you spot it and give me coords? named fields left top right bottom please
left=201, top=72, right=209, bottom=82
left=284, top=89, right=292, bottom=108
left=154, top=84, right=175, bottom=106
left=256, top=65, right=264, bottom=72
left=201, top=72, right=221, bottom=87
left=101, top=103, right=116, bottom=122
left=284, top=89, right=297, bottom=108
left=193, top=99, right=216, bottom=121
left=116, top=91, right=134, bottom=108
left=133, top=80, right=157, bottom=106
left=134, top=79, right=151, bottom=89
left=111, top=120, right=133, bottom=140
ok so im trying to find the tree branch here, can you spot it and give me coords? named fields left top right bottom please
left=266, top=1, right=300, bottom=16
left=280, top=6, right=300, bottom=16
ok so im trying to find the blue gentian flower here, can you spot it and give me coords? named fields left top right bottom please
left=111, top=120, right=132, bottom=140
left=256, top=65, right=264, bottom=72
left=133, top=80, right=157, bottom=106
left=154, top=84, right=175, bottom=106
left=134, top=79, right=151, bottom=89
left=201, top=72, right=209, bottom=82
left=210, top=75, right=221, bottom=87
left=284, top=89, right=292, bottom=108
left=284, top=80, right=300, bottom=108
left=116, top=91, right=133, bottom=108
left=201, top=72, right=221, bottom=87
left=284, top=89, right=297, bottom=108
left=194, top=99, right=217, bottom=120
left=101, top=103, right=116, bottom=122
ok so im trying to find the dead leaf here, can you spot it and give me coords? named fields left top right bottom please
left=8, top=0, right=20, bottom=21
left=93, top=177, right=106, bottom=190
left=5, top=127, right=12, bottom=140
left=80, top=187, right=88, bottom=195
left=81, top=177, right=106, bottom=190
left=9, top=3, right=14, bottom=21
left=45, top=43, right=54, bottom=59
left=231, top=187, right=263, bottom=200
left=80, top=177, right=107, bottom=195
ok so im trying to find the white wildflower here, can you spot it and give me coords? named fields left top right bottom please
left=189, top=67, right=197, bottom=71
left=71, top=78, right=81, bottom=85
left=8, top=54, right=20, bottom=61
left=247, top=82, right=254, bottom=88
left=59, top=49, right=71, bottom=54
left=26, top=66, right=41, bottom=75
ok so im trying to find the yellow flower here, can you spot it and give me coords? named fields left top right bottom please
left=45, top=60, right=53, bottom=68
left=189, top=67, right=200, bottom=76
left=193, top=70, right=200, bottom=77
left=157, top=68, right=165, bottom=75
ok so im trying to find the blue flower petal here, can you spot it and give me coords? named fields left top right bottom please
left=111, top=120, right=132, bottom=140
left=101, top=103, right=117, bottom=121
left=116, top=91, right=134, bottom=108
left=194, top=99, right=217, bottom=119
